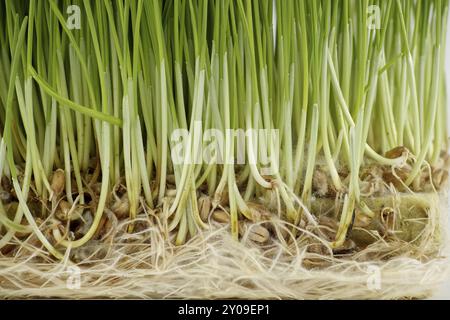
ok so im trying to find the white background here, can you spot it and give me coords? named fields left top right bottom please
left=430, top=15, right=450, bottom=299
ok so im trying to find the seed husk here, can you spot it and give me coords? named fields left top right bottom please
left=212, top=209, right=230, bottom=223
left=111, top=196, right=130, bottom=219
left=247, top=202, right=271, bottom=222
left=249, top=226, right=270, bottom=243
left=332, top=239, right=356, bottom=253
left=385, top=146, right=409, bottom=159
left=50, top=169, right=65, bottom=201
left=198, top=195, right=211, bottom=222
left=241, top=223, right=270, bottom=243
left=55, top=200, right=83, bottom=221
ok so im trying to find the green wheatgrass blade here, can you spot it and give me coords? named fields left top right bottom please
left=29, top=66, right=122, bottom=126
left=0, top=0, right=448, bottom=263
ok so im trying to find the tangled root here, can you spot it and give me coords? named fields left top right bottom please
left=0, top=191, right=448, bottom=299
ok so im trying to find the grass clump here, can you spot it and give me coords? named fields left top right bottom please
left=0, top=0, right=449, bottom=299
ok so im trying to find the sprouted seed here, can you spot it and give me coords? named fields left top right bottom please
left=0, top=0, right=449, bottom=299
